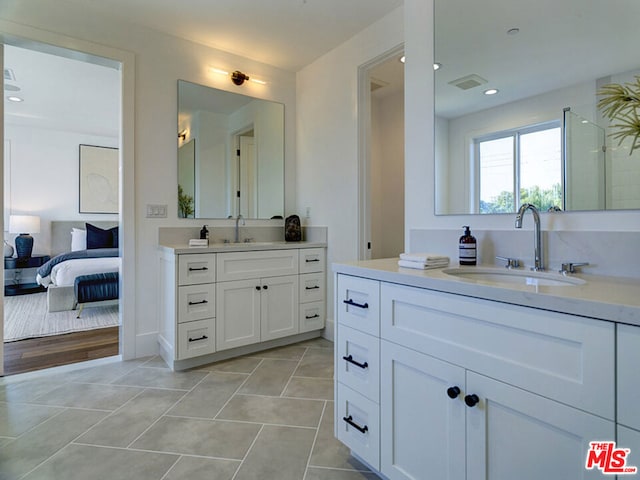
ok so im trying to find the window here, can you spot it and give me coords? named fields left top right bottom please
left=475, top=122, right=562, bottom=214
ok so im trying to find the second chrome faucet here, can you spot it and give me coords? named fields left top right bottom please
left=515, top=203, right=544, bottom=271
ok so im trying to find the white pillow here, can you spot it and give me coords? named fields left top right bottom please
left=71, top=228, right=87, bottom=251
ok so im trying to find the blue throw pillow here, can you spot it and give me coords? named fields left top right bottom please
left=86, top=223, right=118, bottom=249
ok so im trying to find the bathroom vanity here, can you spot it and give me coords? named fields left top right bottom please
left=158, top=241, right=325, bottom=370
left=333, top=259, right=640, bottom=480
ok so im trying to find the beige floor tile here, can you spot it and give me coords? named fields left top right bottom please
left=30, top=382, right=143, bottom=410
left=234, top=425, right=315, bottom=480
left=22, top=444, right=178, bottom=480
left=111, top=366, right=208, bottom=390
left=76, top=388, right=185, bottom=447
left=164, top=456, right=240, bottom=480
left=295, top=348, right=334, bottom=378
left=130, top=416, right=261, bottom=459
left=167, top=372, right=247, bottom=418
left=296, top=337, right=334, bottom=349
left=238, top=358, right=299, bottom=396
left=217, top=394, right=323, bottom=427
left=0, top=377, right=66, bottom=404
left=72, top=358, right=156, bottom=384
left=304, top=467, right=380, bottom=480
left=249, top=344, right=309, bottom=360
left=197, top=356, right=262, bottom=374
left=0, top=402, right=64, bottom=437
left=284, top=377, right=334, bottom=400
left=0, top=408, right=107, bottom=480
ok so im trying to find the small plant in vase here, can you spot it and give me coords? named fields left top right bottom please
left=597, top=76, right=640, bottom=155
left=178, top=184, right=194, bottom=218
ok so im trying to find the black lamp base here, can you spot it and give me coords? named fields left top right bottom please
left=15, top=233, right=34, bottom=258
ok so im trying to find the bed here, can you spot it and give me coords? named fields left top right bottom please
left=36, top=221, right=121, bottom=312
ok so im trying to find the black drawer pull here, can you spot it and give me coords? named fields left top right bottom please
left=305, top=258, right=320, bottom=263
left=343, top=354, right=368, bottom=369
left=188, top=266, right=209, bottom=271
left=256, top=286, right=261, bottom=291
left=465, top=394, right=480, bottom=408
left=188, top=300, right=208, bottom=306
left=305, top=285, right=320, bottom=290
left=188, top=335, right=208, bottom=342
left=447, top=386, right=461, bottom=399
left=343, top=415, right=368, bottom=434
left=306, top=314, right=320, bottom=319
left=343, top=299, right=369, bottom=309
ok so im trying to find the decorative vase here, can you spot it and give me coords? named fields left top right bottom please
left=3, top=240, right=14, bottom=258
left=14, top=233, right=33, bottom=258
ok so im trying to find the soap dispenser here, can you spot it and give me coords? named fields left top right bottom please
left=459, top=226, right=477, bottom=266
left=200, top=225, right=209, bottom=242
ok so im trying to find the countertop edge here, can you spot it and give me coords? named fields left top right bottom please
left=333, top=259, right=640, bottom=326
left=159, top=241, right=326, bottom=254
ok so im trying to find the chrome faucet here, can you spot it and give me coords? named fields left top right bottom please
left=515, top=203, right=544, bottom=271
left=234, top=214, right=245, bottom=243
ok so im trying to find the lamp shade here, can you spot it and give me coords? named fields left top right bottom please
left=9, top=215, right=40, bottom=234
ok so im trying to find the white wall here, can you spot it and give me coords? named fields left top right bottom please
left=296, top=6, right=404, bottom=331
left=0, top=0, right=296, bottom=356
left=4, top=124, right=118, bottom=252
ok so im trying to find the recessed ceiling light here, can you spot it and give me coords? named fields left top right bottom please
left=399, top=55, right=405, bottom=64
left=7, top=96, right=23, bottom=102
left=433, top=63, right=442, bottom=71
left=483, top=88, right=499, bottom=95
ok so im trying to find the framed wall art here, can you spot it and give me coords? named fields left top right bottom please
left=79, top=144, right=119, bottom=214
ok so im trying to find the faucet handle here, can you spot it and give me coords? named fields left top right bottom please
left=559, top=262, right=589, bottom=275
left=496, top=256, right=521, bottom=269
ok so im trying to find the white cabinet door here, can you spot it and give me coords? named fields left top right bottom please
left=380, top=340, right=466, bottom=480
left=617, top=425, right=640, bottom=475
left=466, top=372, right=615, bottom=480
left=618, top=324, right=640, bottom=430
left=216, top=279, right=261, bottom=351
left=261, top=275, right=299, bottom=341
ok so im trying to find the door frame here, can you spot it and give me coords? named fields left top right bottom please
left=0, top=20, right=136, bottom=375
left=357, top=44, right=405, bottom=261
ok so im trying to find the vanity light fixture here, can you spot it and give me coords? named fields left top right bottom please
left=7, top=95, right=23, bottom=102
left=210, top=67, right=266, bottom=86
left=178, top=130, right=187, bottom=141
left=484, top=88, right=499, bottom=95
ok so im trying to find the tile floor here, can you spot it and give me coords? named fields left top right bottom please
left=0, top=337, right=378, bottom=480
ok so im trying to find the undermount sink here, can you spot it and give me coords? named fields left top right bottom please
left=442, top=267, right=586, bottom=287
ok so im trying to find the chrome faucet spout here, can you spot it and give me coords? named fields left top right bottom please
left=514, top=203, right=544, bottom=271
left=235, top=214, right=245, bottom=243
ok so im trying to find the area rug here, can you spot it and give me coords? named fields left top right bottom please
left=4, top=292, right=119, bottom=342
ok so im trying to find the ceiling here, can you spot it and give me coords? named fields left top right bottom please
left=56, top=0, right=404, bottom=73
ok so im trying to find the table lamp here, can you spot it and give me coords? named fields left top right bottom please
left=9, top=215, right=40, bottom=258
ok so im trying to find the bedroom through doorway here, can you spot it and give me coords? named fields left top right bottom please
left=2, top=40, right=123, bottom=375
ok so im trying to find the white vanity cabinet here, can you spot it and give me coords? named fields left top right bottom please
left=159, top=245, right=325, bottom=370
left=617, top=323, right=640, bottom=470
left=335, top=272, right=617, bottom=480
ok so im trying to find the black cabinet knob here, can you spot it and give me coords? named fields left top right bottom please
left=263, top=285, right=268, bottom=290
left=447, top=386, right=461, bottom=399
left=256, top=286, right=261, bottom=290
left=464, top=394, right=480, bottom=407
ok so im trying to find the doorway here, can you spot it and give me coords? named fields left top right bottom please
left=358, top=46, right=406, bottom=260
left=2, top=40, right=122, bottom=375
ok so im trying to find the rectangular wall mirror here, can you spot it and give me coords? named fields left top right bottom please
left=178, top=80, right=284, bottom=219
left=434, top=0, right=640, bottom=215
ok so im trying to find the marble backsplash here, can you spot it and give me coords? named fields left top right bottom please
left=410, top=229, right=639, bottom=279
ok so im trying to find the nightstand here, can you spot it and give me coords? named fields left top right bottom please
left=4, top=255, right=51, bottom=296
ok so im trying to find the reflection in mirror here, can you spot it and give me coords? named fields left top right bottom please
left=178, top=80, right=284, bottom=219
left=434, top=0, right=640, bottom=215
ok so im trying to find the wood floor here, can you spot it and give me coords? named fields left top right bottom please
left=3, top=327, right=119, bottom=376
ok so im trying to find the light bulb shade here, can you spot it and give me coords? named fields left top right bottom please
left=9, top=215, right=40, bottom=234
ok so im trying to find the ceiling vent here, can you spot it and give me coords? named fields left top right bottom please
left=4, top=68, right=16, bottom=82
left=448, top=74, right=488, bottom=90
left=370, top=77, right=389, bottom=92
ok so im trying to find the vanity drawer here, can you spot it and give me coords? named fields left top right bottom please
left=300, top=301, right=325, bottom=333
left=177, top=318, right=215, bottom=360
left=337, top=324, right=380, bottom=402
left=617, top=324, right=640, bottom=430
left=217, top=250, right=298, bottom=281
left=299, top=272, right=325, bottom=303
left=380, top=282, right=615, bottom=419
left=336, top=274, right=380, bottom=337
left=178, top=253, right=216, bottom=285
left=299, top=248, right=325, bottom=274
left=336, top=383, right=380, bottom=470
left=178, top=283, right=215, bottom=323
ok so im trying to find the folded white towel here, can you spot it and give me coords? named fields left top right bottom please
left=400, top=253, right=450, bottom=264
left=398, top=259, right=448, bottom=270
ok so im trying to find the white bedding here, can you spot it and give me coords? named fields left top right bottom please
left=37, top=257, right=121, bottom=287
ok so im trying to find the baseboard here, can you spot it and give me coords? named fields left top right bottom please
left=322, top=317, right=335, bottom=342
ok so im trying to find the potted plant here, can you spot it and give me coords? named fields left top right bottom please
left=597, top=76, right=640, bottom=155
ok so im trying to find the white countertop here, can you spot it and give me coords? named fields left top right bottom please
left=333, top=258, right=640, bottom=326
left=160, top=241, right=326, bottom=255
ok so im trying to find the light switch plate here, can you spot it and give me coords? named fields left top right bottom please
left=146, top=204, right=167, bottom=218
